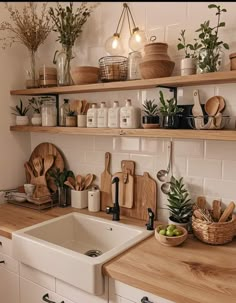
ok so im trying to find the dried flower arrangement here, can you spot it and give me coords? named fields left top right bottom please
left=49, top=2, right=98, bottom=85
left=0, top=2, right=52, bottom=87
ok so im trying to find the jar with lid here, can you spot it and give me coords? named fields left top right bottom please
left=59, top=99, right=70, bottom=126
left=128, top=51, right=142, bottom=80
left=41, top=99, right=57, bottom=126
left=97, top=102, right=108, bottom=128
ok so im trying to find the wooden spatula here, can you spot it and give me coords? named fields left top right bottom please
left=196, top=196, right=206, bottom=209
left=212, top=200, right=222, bottom=222
left=101, top=152, right=112, bottom=211
left=192, top=90, right=204, bottom=129
left=219, top=201, right=235, bottom=222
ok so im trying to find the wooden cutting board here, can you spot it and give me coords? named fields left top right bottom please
left=26, top=142, right=65, bottom=192
left=100, top=152, right=112, bottom=211
left=120, top=172, right=157, bottom=221
left=112, top=160, right=135, bottom=208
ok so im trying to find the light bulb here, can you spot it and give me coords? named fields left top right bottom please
left=129, top=27, right=147, bottom=51
left=105, top=33, right=124, bottom=56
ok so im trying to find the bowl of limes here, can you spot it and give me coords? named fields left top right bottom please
left=155, top=224, right=188, bottom=246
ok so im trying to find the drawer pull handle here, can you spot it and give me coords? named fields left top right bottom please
left=0, top=260, right=5, bottom=264
left=141, top=297, right=154, bottom=303
left=0, top=241, right=2, bottom=246
left=42, top=294, right=64, bottom=303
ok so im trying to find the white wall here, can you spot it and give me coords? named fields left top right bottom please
left=0, top=2, right=31, bottom=196
left=3, top=2, right=236, bottom=220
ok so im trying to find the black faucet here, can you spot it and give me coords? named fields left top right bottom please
left=106, top=177, right=120, bottom=221
left=146, top=208, right=155, bottom=230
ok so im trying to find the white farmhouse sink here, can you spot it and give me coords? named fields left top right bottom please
left=12, top=212, right=153, bottom=295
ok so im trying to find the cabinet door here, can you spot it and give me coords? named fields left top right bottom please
left=20, top=278, right=74, bottom=303
left=0, top=266, right=19, bottom=303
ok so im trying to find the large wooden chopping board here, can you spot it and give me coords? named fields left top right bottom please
left=120, top=172, right=157, bottom=221
left=26, top=142, right=65, bottom=192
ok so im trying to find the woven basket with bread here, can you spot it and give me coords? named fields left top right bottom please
left=192, top=197, right=236, bottom=245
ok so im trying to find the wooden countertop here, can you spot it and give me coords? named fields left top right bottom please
left=103, top=234, right=236, bottom=303
left=1, top=203, right=236, bottom=303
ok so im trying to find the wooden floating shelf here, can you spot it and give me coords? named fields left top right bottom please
left=10, top=126, right=236, bottom=141
left=10, top=71, right=236, bottom=96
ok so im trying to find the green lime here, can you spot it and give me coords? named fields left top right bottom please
left=167, top=224, right=176, bottom=231
left=173, top=229, right=182, bottom=236
left=159, top=229, right=166, bottom=235
left=166, top=230, right=174, bottom=237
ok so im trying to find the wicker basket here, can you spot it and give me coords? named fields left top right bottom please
left=99, top=56, right=128, bottom=82
left=192, top=214, right=236, bottom=245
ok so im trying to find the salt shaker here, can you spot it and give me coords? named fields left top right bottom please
left=128, top=51, right=142, bottom=80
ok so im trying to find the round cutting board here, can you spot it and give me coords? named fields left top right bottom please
left=26, top=142, right=65, bottom=192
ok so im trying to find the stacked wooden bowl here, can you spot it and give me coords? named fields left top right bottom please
left=139, top=42, right=175, bottom=79
left=39, top=67, right=57, bottom=87
left=70, top=66, right=99, bottom=85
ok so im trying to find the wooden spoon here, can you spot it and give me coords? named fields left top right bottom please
left=84, top=173, right=94, bottom=190
left=205, top=96, right=220, bottom=116
left=76, top=175, right=83, bottom=191
left=212, top=200, right=222, bottom=222
left=219, top=201, right=235, bottom=222
left=215, top=96, right=226, bottom=112
left=43, top=155, right=54, bottom=175
left=83, top=102, right=90, bottom=114
left=64, top=180, right=75, bottom=190
left=33, top=156, right=43, bottom=177
left=77, top=100, right=82, bottom=115
left=67, top=176, right=75, bottom=188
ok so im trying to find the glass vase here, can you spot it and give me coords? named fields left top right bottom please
left=57, top=187, right=68, bottom=208
left=197, top=47, right=223, bottom=74
left=25, top=49, right=39, bottom=88
left=53, top=45, right=74, bottom=86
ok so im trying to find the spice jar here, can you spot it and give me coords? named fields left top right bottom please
left=41, top=99, right=57, bottom=126
left=128, top=51, right=142, bottom=80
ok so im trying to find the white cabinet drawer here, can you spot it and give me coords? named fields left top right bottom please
left=109, top=280, right=175, bottom=303
left=20, top=277, right=74, bottom=303
left=0, top=266, right=20, bottom=303
left=0, top=235, right=12, bottom=256
left=0, top=251, right=19, bottom=274
left=56, top=277, right=108, bottom=303
left=20, top=263, right=56, bottom=291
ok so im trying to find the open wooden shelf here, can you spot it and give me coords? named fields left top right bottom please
left=10, top=125, right=236, bottom=141
left=10, top=70, right=236, bottom=96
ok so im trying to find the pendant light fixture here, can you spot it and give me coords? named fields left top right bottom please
left=105, top=3, right=147, bottom=55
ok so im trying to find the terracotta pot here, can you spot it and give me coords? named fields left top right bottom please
left=144, top=42, right=169, bottom=55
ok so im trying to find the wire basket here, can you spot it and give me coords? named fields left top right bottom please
left=192, top=214, right=236, bottom=245
left=99, top=56, right=128, bottom=82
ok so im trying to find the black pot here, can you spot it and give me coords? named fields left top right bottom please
left=161, top=114, right=181, bottom=129
left=142, top=116, right=160, bottom=128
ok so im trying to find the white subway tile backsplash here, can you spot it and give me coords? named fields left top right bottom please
left=114, top=137, right=140, bottom=152
left=222, top=160, right=236, bottom=181
left=93, top=136, right=114, bottom=151
left=130, top=154, right=155, bottom=174
left=85, top=151, right=106, bottom=165
left=157, top=208, right=169, bottom=223
left=205, top=141, right=236, bottom=160
left=187, top=158, right=222, bottom=179
left=141, top=138, right=164, bottom=154
left=185, top=177, right=204, bottom=195
left=111, top=153, right=130, bottom=174
left=204, top=179, right=236, bottom=200
left=172, top=156, right=187, bottom=177
left=173, top=139, right=204, bottom=157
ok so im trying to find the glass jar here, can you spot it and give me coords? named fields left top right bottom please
left=128, top=51, right=142, bottom=80
left=41, top=99, right=57, bottom=126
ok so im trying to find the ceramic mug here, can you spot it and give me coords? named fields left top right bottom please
left=24, top=184, right=36, bottom=196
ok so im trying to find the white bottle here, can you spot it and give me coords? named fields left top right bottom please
left=87, top=103, right=97, bottom=127
left=120, top=99, right=141, bottom=129
left=108, top=101, right=120, bottom=128
left=97, top=102, right=108, bottom=128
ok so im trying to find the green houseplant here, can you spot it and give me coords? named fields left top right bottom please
left=48, top=168, right=74, bottom=207
left=159, top=91, right=183, bottom=129
left=177, top=29, right=201, bottom=76
left=142, top=99, right=160, bottom=129
left=11, top=99, right=30, bottom=126
left=196, top=4, right=229, bottom=73
left=166, top=176, right=192, bottom=227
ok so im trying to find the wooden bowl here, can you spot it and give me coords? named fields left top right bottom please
left=70, top=66, right=99, bottom=85
left=139, top=60, right=175, bottom=79
left=155, top=225, right=188, bottom=246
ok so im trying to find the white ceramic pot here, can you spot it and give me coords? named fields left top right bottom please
left=180, top=58, right=196, bottom=76
left=77, top=114, right=87, bottom=128
left=71, top=189, right=88, bottom=209
left=168, top=217, right=189, bottom=230
left=31, top=113, right=42, bottom=126
left=16, top=115, right=29, bottom=126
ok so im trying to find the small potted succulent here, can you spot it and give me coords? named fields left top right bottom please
left=65, top=107, right=77, bottom=127
left=177, top=29, right=201, bottom=76
left=11, top=99, right=30, bottom=125
left=142, top=99, right=160, bottom=129
left=28, top=97, right=43, bottom=126
left=159, top=91, right=183, bottom=129
left=166, top=176, right=192, bottom=229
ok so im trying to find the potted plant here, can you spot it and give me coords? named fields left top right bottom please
left=11, top=100, right=30, bottom=126
left=65, top=108, right=77, bottom=127
left=48, top=168, right=74, bottom=207
left=159, top=91, right=183, bottom=129
left=177, top=29, right=201, bottom=76
left=142, top=99, right=160, bottom=129
left=196, top=4, right=229, bottom=73
left=166, top=176, right=192, bottom=228
left=28, top=97, right=43, bottom=126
